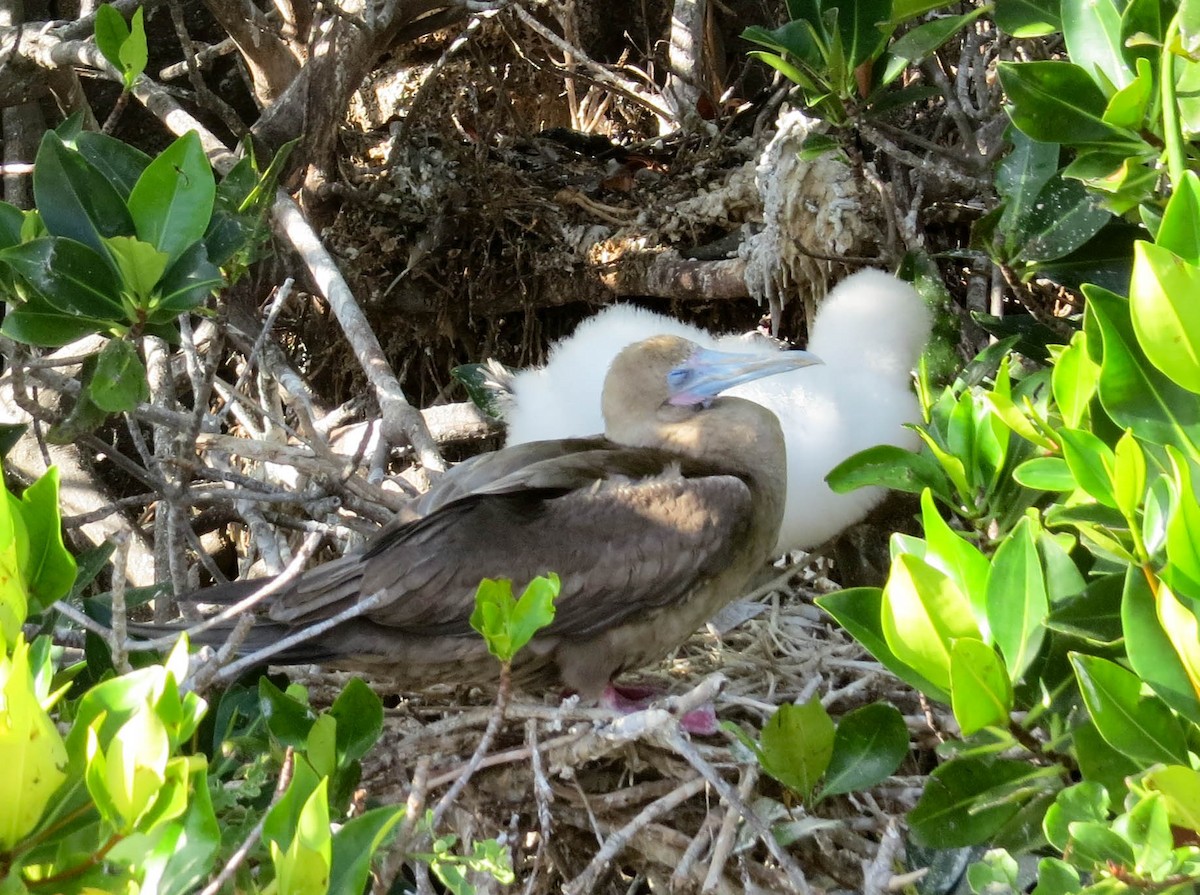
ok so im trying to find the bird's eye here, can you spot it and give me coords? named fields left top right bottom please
left=667, top=368, right=693, bottom=389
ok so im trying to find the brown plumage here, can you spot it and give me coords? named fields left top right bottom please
left=171, top=336, right=820, bottom=697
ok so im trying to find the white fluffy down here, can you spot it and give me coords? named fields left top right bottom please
left=505, top=269, right=932, bottom=553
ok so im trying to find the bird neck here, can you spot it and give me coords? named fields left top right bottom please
left=610, top=396, right=789, bottom=519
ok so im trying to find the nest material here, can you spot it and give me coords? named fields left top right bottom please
left=316, top=557, right=933, bottom=894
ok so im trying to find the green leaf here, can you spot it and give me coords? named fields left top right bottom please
left=1014, top=174, right=1112, bottom=263
left=469, top=575, right=560, bottom=663
left=1013, top=457, right=1076, bottom=491
left=1070, top=653, right=1191, bottom=766
left=1111, top=429, right=1145, bottom=523
left=127, top=131, right=216, bottom=267
left=1085, top=285, right=1200, bottom=452
left=13, top=468, right=77, bottom=614
left=1, top=237, right=125, bottom=320
left=908, top=757, right=1050, bottom=848
left=1154, top=581, right=1200, bottom=720
left=1155, top=170, right=1200, bottom=264
left=150, top=240, right=222, bottom=320
left=105, top=235, right=169, bottom=304
left=1047, top=572, right=1123, bottom=645
left=986, top=516, right=1049, bottom=682
left=329, top=677, right=383, bottom=766
left=1051, top=331, right=1100, bottom=428
left=1064, top=822, right=1136, bottom=872
left=1116, top=791, right=1173, bottom=875
left=1130, top=241, right=1200, bottom=393
left=881, top=554, right=981, bottom=698
left=328, top=805, right=407, bottom=895
left=89, top=339, right=148, bottom=413
left=997, top=130, right=1060, bottom=244
left=1044, top=781, right=1108, bottom=852
left=1164, top=446, right=1200, bottom=599
left=826, top=443, right=954, bottom=504
left=75, top=131, right=150, bottom=199
left=881, top=8, right=988, bottom=86
left=1059, top=427, right=1117, bottom=508
left=0, top=305, right=106, bottom=347
left=1142, top=765, right=1200, bottom=833
left=818, top=702, right=908, bottom=799
left=258, top=677, right=317, bottom=747
left=998, top=61, right=1142, bottom=146
left=1073, top=719, right=1140, bottom=806
left=836, top=0, right=891, bottom=68
left=757, top=697, right=835, bottom=801
left=32, top=131, right=133, bottom=255
left=1102, top=56, right=1152, bottom=128
left=1062, top=0, right=1131, bottom=90
left=118, top=7, right=148, bottom=88
left=950, top=638, right=1013, bottom=735
left=1030, top=857, right=1080, bottom=895
left=917, top=489, right=991, bottom=630
left=815, top=587, right=947, bottom=697
left=93, top=4, right=131, bottom=75
left=995, top=0, right=1062, bottom=36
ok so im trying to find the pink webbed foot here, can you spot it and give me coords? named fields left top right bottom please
left=600, top=682, right=719, bottom=736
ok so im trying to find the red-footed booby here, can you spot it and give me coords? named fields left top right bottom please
left=163, top=336, right=819, bottom=700
left=505, top=269, right=932, bottom=553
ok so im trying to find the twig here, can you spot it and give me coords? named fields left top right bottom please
left=663, top=730, right=812, bottom=895
left=563, top=776, right=708, bottom=895
left=198, top=746, right=296, bottom=895
left=431, top=660, right=513, bottom=828
left=373, top=755, right=431, bottom=895
left=701, top=763, right=758, bottom=893
left=862, top=818, right=904, bottom=895
left=109, top=532, right=132, bottom=674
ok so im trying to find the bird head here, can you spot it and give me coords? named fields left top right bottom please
left=602, top=335, right=822, bottom=443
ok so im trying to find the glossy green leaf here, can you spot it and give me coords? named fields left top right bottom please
left=1013, top=457, right=1076, bottom=491
left=1085, top=285, right=1200, bottom=452
left=127, top=131, right=216, bottom=267
left=995, top=0, right=1062, bottom=36
left=272, top=778, right=331, bottom=895
left=470, top=574, right=560, bottom=663
left=950, top=638, right=1013, bottom=735
left=329, top=677, right=383, bottom=766
left=1164, top=446, right=1200, bottom=598
left=1155, top=170, right=1200, bottom=264
left=915, top=427, right=972, bottom=504
left=1047, top=572, right=1122, bottom=644
left=881, top=554, right=981, bottom=698
left=986, top=516, right=1049, bottom=682
left=917, top=489, right=991, bottom=620
left=258, top=677, right=317, bottom=747
left=1064, top=821, right=1135, bottom=872
left=1130, top=241, right=1200, bottom=393
left=1116, top=791, right=1172, bottom=875
left=826, top=443, right=954, bottom=504
left=1, top=237, right=124, bottom=321
left=998, top=61, right=1139, bottom=145
left=13, top=468, right=77, bottom=614
left=75, top=131, right=150, bottom=200
left=815, top=587, right=947, bottom=697
left=1051, top=332, right=1099, bottom=429
left=1111, top=429, right=1146, bottom=523
left=997, top=130, right=1060, bottom=250
left=151, top=240, right=223, bottom=320
left=93, top=4, right=130, bottom=73
left=758, top=697, right=835, bottom=801
left=908, top=757, right=1049, bottom=848
left=1143, top=765, right=1200, bottom=832
left=881, top=8, right=986, bottom=85
left=1030, top=858, right=1081, bottom=895
left=1102, top=56, right=1152, bottom=129
left=1044, top=781, right=1108, bottom=852
left=1015, top=174, right=1112, bottom=263
left=1062, top=0, right=1131, bottom=90
left=0, top=305, right=105, bottom=347
left=818, top=702, right=908, bottom=799
left=1073, top=719, right=1140, bottom=805
left=32, top=131, right=133, bottom=255
left=328, top=805, right=407, bottom=895
left=1070, top=653, right=1191, bottom=765
left=118, top=7, right=147, bottom=88
left=106, top=235, right=169, bottom=304
left=1155, top=581, right=1200, bottom=716
left=89, top=338, right=148, bottom=413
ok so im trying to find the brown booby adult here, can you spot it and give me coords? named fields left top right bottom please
left=173, top=336, right=820, bottom=698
